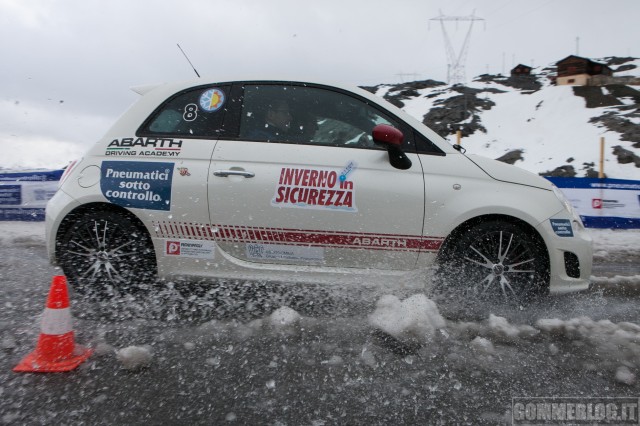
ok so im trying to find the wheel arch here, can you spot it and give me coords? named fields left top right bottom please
left=437, top=213, right=550, bottom=266
left=54, top=202, right=155, bottom=262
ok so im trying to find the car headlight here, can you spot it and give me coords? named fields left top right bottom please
left=551, top=184, right=584, bottom=227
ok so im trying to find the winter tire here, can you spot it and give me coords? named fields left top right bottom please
left=56, top=209, right=157, bottom=297
left=436, top=220, right=549, bottom=302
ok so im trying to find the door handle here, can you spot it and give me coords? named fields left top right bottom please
left=213, top=170, right=255, bottom=178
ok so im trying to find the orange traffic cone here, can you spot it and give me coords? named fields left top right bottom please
left=13, top=275, right=93, bottom=373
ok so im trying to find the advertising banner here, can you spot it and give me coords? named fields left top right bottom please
left=546, top=177, right=640, bottom=229
left=0, top=169, right=64, bottom=221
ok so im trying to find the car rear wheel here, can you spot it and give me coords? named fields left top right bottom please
left=56, top=210, right=157, bottom=297
left=436, top=220, right=549, bottom=303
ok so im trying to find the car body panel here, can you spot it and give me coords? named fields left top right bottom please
left=206, top=140, right=426, bottom=270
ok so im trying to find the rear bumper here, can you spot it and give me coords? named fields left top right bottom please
left=45, top=189, right=80, bottom=264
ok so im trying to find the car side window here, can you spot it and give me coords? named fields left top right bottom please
left=239, top=84, right=401, bottom=150
left=138, top=85, right=229, bottom=138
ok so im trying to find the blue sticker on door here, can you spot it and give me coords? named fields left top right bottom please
left=101, top=161, right=173, bottom=211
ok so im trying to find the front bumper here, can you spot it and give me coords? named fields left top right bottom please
left=536, top=212, right=593, bottom=294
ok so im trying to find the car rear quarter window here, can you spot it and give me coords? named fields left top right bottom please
left=138, top=85, right=230, bottom=138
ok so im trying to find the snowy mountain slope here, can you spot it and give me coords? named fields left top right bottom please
left=369, top=57, right=640, bottom=179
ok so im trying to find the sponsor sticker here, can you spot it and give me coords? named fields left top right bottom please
left=271, top=163, right=357, bottom=212
left=592, top=198, right=603, bottom=209
left=165, top=240, right=215, bottom=259
left=592, top=198, right=625, bottom=209
left=199, top=88, right=226, bottom=112
left=100, top=161, right=174, bottom=211
left=550, top=218, right=574, bottom=237
left=0, top=185, right=21, bottom=205
left=246, top=243, right=324, bottom=262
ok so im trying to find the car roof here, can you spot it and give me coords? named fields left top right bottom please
left=127, top=76, right=454, bottom=153
left=132, top=75, right=369, bottom=96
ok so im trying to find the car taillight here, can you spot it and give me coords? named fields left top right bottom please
left=58, top=159, right=80, bottom=189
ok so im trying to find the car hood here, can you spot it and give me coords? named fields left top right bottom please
left=466, top=154, right=553, bottom=191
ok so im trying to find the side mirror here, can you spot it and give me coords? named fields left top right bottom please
left=372, top=124, right=403, bottom=146
left=372, top=124, right=412, bottom=170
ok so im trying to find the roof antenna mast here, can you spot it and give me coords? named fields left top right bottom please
left=177, top=43, right=201, bottom=78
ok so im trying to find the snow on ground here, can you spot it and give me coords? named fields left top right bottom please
left=456, top=83, right=637, bottom=179
left=0, top=221, right=47, bottom=244
left=589, top=227, right=640, bottom=252
left=1, top=219, right=639, bottom=424
left=374, top=73, right=639, bottom=179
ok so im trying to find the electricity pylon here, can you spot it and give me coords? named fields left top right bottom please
left=430, top=10, right=484, bottom=85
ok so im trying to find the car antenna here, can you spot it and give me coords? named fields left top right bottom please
left=177, top=43, right=201, bottom=78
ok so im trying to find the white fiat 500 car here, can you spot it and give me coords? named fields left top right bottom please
left=46, top=77, right=592, bottom=300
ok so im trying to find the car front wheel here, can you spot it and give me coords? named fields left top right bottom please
left=436, top=220, right=549, bottom=302
left=56, top=209, right=157, bottom=297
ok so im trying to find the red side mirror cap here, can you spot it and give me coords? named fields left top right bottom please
left=372, top=124, right=403, bottom=146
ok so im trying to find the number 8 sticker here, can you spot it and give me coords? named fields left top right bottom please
left=183, top=103, right=198, bottom=122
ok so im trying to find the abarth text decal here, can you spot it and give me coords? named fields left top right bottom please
left=106, top=137, right=182, bottom=157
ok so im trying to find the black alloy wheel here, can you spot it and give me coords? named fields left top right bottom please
left=437, top=220, right=549, bottom=302
left=57, top=210, right=157, bottom=297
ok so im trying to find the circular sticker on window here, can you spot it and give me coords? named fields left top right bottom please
left=199, top=88, right=225, bottom=112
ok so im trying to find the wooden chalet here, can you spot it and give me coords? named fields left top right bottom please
left=556, top=55, right=613, bottom=86
left=511, top=64, right=533, bottom=76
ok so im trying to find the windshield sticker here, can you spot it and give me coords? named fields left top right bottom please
left=100, top=161, right=174, bottom=211
left=183, top=103, right=198, bottom=121
left=550, top=219, right=574, bottom=237
left=246, top=243, right=324, bottom=263
left=199, top=88, right=226, bottom=112
left=165, top=239, right=215, bottom=259
left=106, top=137, right=182, bottom=157
left=271, top=164, right=357, bottom=212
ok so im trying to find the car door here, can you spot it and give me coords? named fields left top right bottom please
left=208, top=83, right=426, bottom=270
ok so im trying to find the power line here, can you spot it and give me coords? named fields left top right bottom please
left=430, top=10, right=485, bottom=85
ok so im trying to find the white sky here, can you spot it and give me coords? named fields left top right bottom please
left=1, top=0, right=639, bottom=168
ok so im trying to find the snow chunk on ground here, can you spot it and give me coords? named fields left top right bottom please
left=470, top=336, right=495, bottom=354
left=368, top=294, right=445, bottom=342
left=488, top=314, right=520, bottom=340
left=267, top=306, right=301, bottom=329
left=322, top=355, right=344, bottom=366
left=487, top=314, right=539, bottom=341
left=615, top=366, right=636, bottom=385
left=116, top=345, right=153, bottom=371
left=93, top=342, right=115, bottom=356
left=535, top=316, right=640, bottom=369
